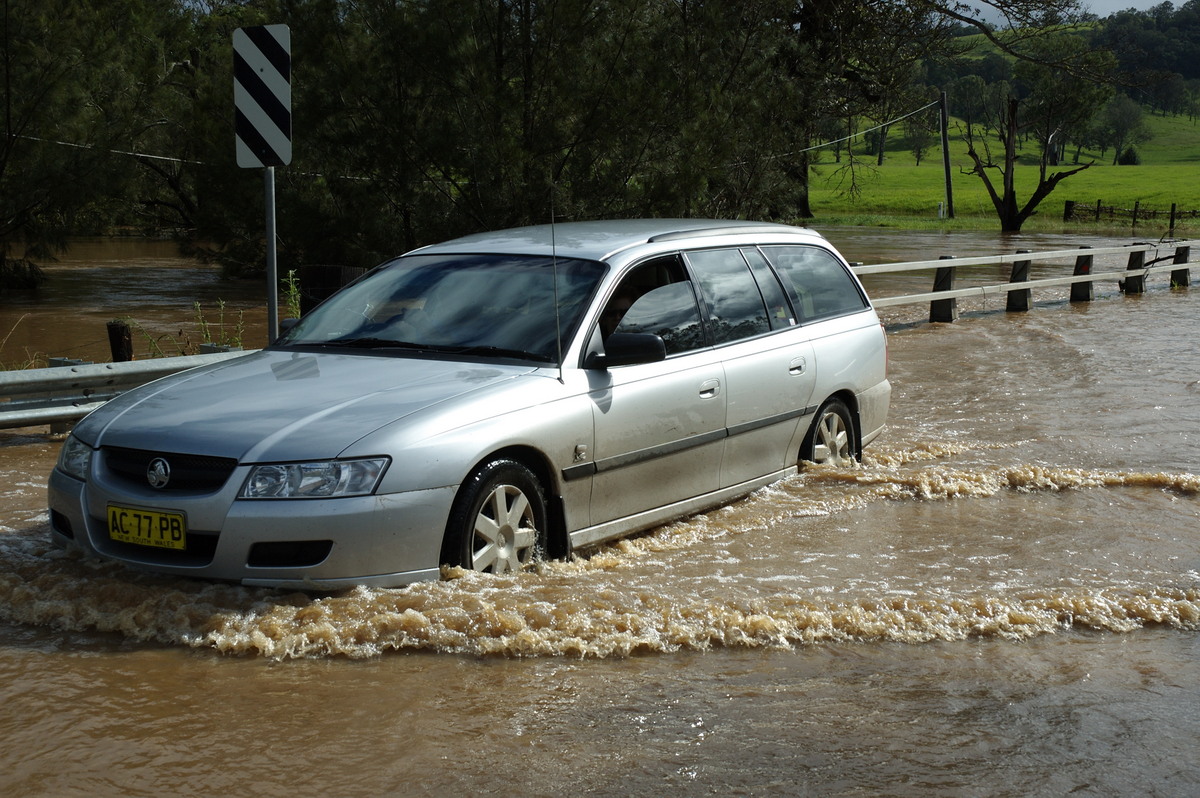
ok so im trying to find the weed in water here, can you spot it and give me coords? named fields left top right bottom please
left=120, top=316, right=190, bottom=358
left=282, top=270, right=302, bottom=321
left=0, top=315, right=47, bottom=371
left=193, top=300, right=245, bottom=349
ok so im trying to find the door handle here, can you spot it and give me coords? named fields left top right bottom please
left=789, top=356, right=807, bottom=375
left=699, top=378, right=721, bottom=398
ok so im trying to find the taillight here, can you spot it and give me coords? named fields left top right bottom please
left=881, top=322, right=889, bottom=379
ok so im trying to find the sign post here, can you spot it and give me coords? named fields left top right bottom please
left=233, top=24, right=291, bottom=342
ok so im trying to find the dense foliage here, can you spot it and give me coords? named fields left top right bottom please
left=2, top=0, right=1195, bottom=281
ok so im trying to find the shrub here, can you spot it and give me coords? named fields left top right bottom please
left=1117, top=147, right=1141, bottom=165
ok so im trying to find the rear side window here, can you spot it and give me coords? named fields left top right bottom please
left=685, top=249, right=773, bottom=345
left=761, top=245, right=868, bottom=322
left=741, top=248, right=794, bottom=328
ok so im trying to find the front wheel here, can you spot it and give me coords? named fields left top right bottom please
left=802, top=399, right=857, bottom=467
left=444, top=459, right=548, bottom=574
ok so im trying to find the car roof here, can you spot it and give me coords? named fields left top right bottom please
left=405, top=219, right=826, bottom=262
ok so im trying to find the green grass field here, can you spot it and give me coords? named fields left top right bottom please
left=805, top=110, right=1200, bottom=233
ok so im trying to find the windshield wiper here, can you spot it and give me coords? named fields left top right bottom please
left=446, top=345, right=554, bottom=362
left=294, top=337, right=432, bottom=350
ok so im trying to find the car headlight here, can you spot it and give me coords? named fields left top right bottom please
left=240, top=458, right=389, bottom=499
left=56, top=435, right=94, bottom=481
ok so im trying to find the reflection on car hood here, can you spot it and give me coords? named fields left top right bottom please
left=76, top=350, right=537, bottom=461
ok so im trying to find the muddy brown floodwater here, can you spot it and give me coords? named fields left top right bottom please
left=1, top=230, right=1198, bottom=797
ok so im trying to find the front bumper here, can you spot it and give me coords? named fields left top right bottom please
left=47, top=467, right=455, bottom=590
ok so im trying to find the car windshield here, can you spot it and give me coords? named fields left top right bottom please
left=278, top=253, right=606, bottom=364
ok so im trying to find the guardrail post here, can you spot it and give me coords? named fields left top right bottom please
left=1170, top=245, right=1191, bottom=288
left=1070, top=246, right=1094, bottom=303
left=47, top=358, right=92, bottom=434
left=1006, top=249, right=1032, bottom=312
left=1123, top=250, right=1146, bottom=294
left=929, top=255, right=958, bottom=323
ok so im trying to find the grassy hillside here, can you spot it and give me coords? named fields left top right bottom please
left=805, top=110, right=1200, bottom=232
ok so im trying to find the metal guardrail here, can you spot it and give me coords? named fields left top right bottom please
left=851, top=242, right=1192, bottom=321
left=0, top=350, right=256, bottom=431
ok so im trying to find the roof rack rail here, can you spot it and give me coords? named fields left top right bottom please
left=648, top=223, right=802, bottom=244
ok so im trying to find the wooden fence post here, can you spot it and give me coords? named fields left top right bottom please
left=1170, top=245, right=1191, bottom=289
left=930, top=255, right=958, bottom=323
left=1123, top=250, right=1146, bottom=294
left=1006, top=249, right=1032, bottom=312
left=106, top=321, right=134, bottom=362
left=1070, top=246, right=1094, bottom=303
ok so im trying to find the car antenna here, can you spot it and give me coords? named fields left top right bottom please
left=551, top=180, right=564, bottom=383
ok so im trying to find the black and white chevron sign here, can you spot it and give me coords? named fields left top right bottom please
left=234, top=24, right=291, bottom=168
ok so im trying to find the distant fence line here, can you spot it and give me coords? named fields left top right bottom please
left=1063, top=200, right=1198, bottom=233
left=852, top=242, right=1192, bottom=323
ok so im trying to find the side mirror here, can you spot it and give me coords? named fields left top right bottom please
left=584, top=333, right=667, bottom=369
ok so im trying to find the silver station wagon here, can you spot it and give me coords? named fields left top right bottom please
left=48, top=220, right=890, bottom=590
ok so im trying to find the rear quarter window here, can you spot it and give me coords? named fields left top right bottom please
left=761, top=245, right=868, bottom=322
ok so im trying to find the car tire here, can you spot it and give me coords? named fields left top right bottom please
left=444, top=459, right=548, bottom=574
left=802, top=398, right=857, bottom=467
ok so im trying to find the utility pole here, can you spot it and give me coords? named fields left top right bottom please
left=940, top=91, right=955, bottom=219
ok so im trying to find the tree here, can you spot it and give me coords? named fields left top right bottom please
left=903, top=112, right=936, bottom=166
left=1013, top=36, right=1114, bottom=165
left=237, top=0, right=813, bottom=270
left=1093, top=93, right=1150, bottom=164
left=956, top=26, right=1113, bottom=232
left=0, top=0, right=1128, bottom=284
left=963, top=96, right=1091, bottom=232
left=777, top=0, right=969, bottom=212
left=0, top=0, right=185, bottom=288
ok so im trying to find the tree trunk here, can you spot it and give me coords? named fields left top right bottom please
left=964, top=97, right=1091, bottom=233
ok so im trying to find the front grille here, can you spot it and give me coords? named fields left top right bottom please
left=103, top=447, right=238, bottom=492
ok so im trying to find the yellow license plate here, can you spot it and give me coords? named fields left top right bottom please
left=107, top=505, right=187, bottom=550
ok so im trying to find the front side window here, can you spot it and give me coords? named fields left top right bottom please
left=278, top=254, right=605, bottom=364
left=602, top=256, right=706, bottom=356
left=614, top=283, right=707, bottom=355
left=761, top=245, right=868, bottom=322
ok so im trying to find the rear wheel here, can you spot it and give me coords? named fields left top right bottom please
left=445, top=459, right=547, bottom=574
left=802, top=399, right=856, bottom=467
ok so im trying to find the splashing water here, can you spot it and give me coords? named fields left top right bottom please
left=3, top=441, right=1197, bottom=660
